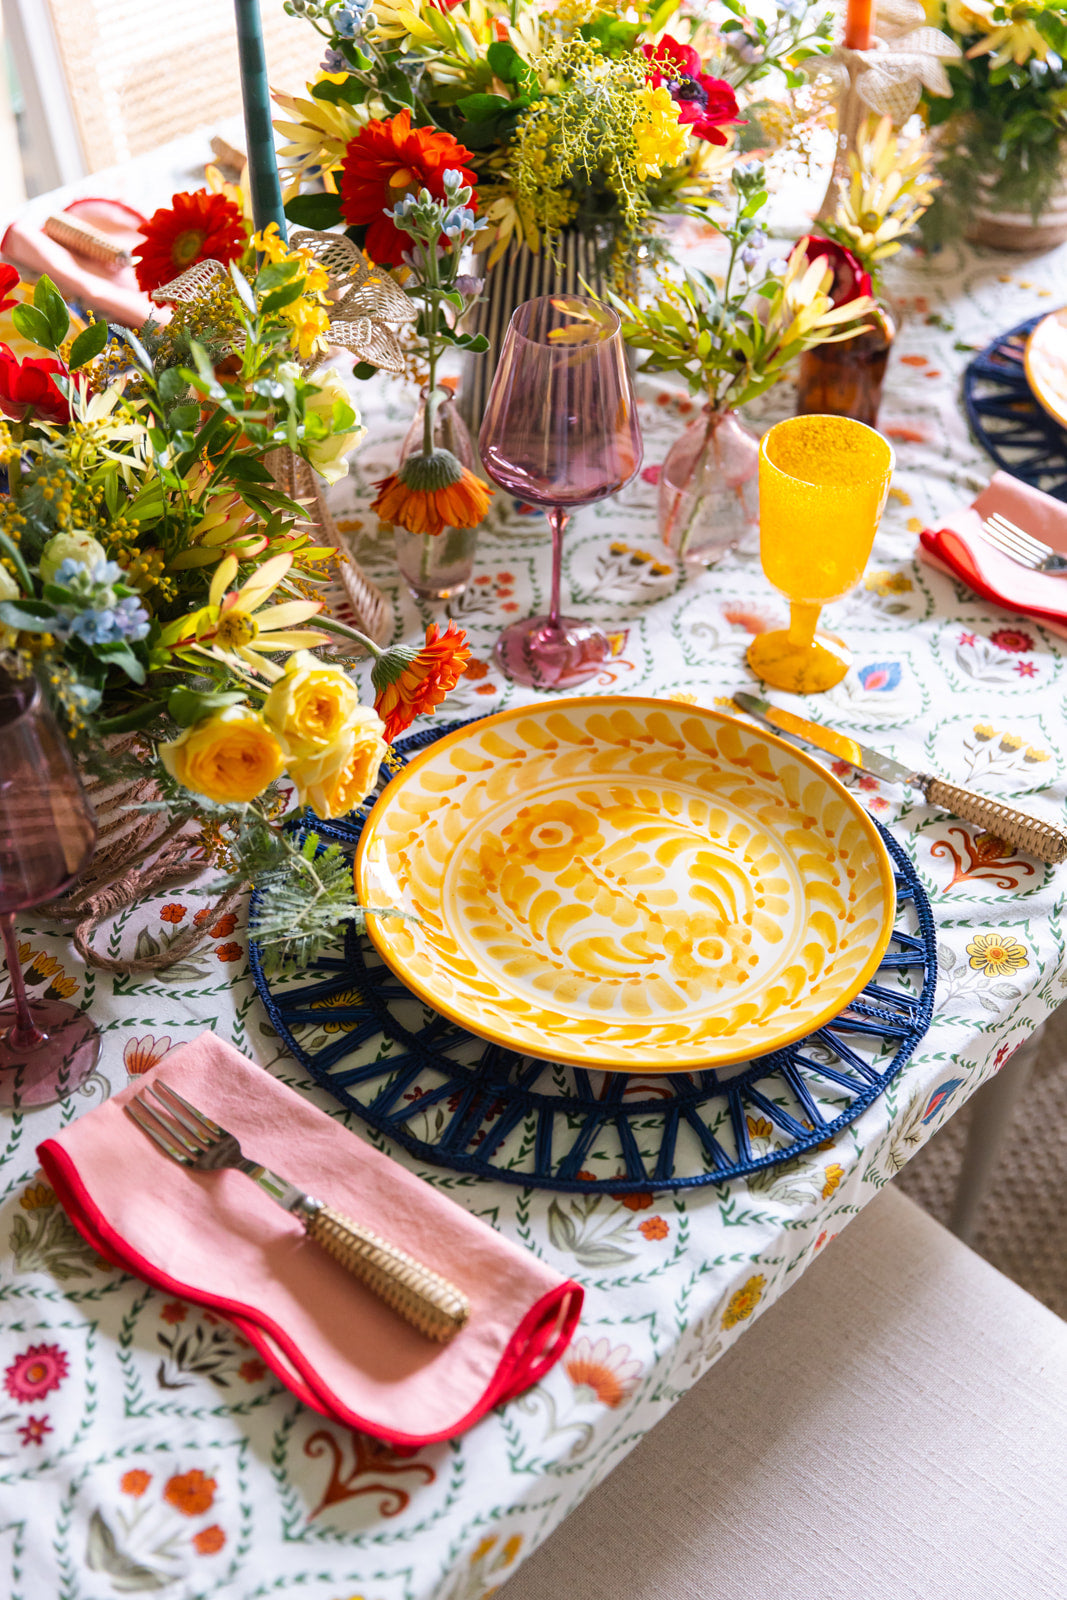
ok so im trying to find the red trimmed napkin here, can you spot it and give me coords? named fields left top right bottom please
left=2, top=198, right=157, bottom=329
left=37, top=1033, right=582, bottom=1445
left=918, top=470, right=1067, bottom=640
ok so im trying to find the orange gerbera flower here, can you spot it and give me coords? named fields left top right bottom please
left=338, top=110, right=477, bottom=266
left=133, top=190, right=248, bottom=293
left=373, top=621, right=471, bottom=742
left=372, top=460, right=492, bottom=538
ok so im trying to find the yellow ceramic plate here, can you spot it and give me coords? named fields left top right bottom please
left=355, top=698, right=896, bottom=1072
left=1025, top=307, right=1067, bottom=430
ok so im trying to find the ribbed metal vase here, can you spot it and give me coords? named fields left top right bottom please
left=458, top=230, right=609, bottom=436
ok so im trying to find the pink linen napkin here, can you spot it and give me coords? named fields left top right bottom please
left=918, top=470, right=1067, bottom=640
left=2, top=198, right=158, bottom=329
left=37, top=1033, right=582, bottom=1445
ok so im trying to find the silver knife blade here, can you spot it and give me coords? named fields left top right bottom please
left=731, top=691, right=924, bottom=788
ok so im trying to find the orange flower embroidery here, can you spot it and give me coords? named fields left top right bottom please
left=209, top=914, right=238, bottom=938
left=192, top=1524, right=226, bottom=1556
left=613, top=1190, right=653, bottom=1212
left=822, top=1163, right=844, bottom=1199
left=164, top=1469, right=217, bottom=1517
left=159, top=904, right=187, bottom=924
left=160, top=1301, right=187, bottom=1325
left=638, top=1216, right=669, bottom=1240
left=123, top=1035, right=172, bottom=1076
left=373, top=621, right=471, bottom=742
left=238, top=1359, right=266, bottom=1383
left=563, top=1336, right=643, bottom=1408
left=120, top=1469, right=152, bottom=1497
left=215, top=942, right=243, bottom=963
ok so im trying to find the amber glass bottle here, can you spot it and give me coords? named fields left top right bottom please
left=795, top=304, right=896, bottom=429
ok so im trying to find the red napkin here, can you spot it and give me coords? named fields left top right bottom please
left=2, top=198, right=158, bottom=329
left=37, top=1033, right=582, bottom=1445
left=918, top=470, right=1067, bottom=640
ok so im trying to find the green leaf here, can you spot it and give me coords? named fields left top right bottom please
left=310, top=73, right=367, bottom=106
left=259, top=279, right=306, bottom=315
left=352, top=360, right=378, bottom=380
left=11, top=303, right=54, bottom=349
left=33, top=274, right=69, bottom=346
left=283, top=189, right=347, bottom=232
left=255, top=257, right=303, bottom=295
left=96, top=698, right=171, bottom=734
left=456, top=91, right=512, bottom=121
left=168, top=686, right=248, bottom=726
left=95, top=640, right=146, bottom=684
left=67, top=318, right=109, bottom=370
left=226, top=454, right=274, bottom=484
left=0, top=599, right=57, bottom=632
left=157, top=366, right=188, bottom=404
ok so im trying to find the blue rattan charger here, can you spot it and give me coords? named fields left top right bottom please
left=964, top=312, right=1067, bottom=500
left=250, top=719, right=936, bottom=1194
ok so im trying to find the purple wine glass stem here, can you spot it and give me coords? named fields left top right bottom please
left=0, top=912, right=44, bottom=1049
left=547, top=507, right=570, bottom=630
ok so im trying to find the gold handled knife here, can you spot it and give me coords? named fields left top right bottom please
left=732, top=691, right=1067, bottom=866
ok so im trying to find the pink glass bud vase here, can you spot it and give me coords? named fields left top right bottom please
left=658, top=406, right=760, bottom=568
left=393, top=388, right=482, bottom=604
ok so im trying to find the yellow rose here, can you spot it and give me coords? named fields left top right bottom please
left=288, top=706, right=387, bottom=819
left=261, top=650, right=362, bottom=759
left=159, top=707, right=287, bottom=804
left=303, top=369, right=366, bottom=486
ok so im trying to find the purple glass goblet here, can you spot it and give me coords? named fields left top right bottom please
left=478, top=295, right=643, bottom=688
left=0, top=670, right=100, bottom=1107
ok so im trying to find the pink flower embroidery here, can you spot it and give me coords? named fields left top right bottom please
left=17, top=1414, right=52, bottom=1446
left=4, top=1343, right=69, bottom=1403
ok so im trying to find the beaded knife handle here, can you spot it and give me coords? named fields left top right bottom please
left=298, top=1198, right=470, bottom=1342
left=920, top=776, right=1067, bottom=866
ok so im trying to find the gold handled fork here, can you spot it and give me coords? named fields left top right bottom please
left=977, top=511, right=1067, bottom=574
left=125, top=1080, right=470, bottom=1343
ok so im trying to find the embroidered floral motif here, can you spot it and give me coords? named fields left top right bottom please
left=721, top=1275, right=766, bottom=1329
left=563, top=1337, right=643, bottom=1408
left=4, top=1343, right=69, bottom=1403
left=967, top=932, right=1029, bottom=977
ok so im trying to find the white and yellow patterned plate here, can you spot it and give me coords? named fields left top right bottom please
left=1025, top=306, right=1067, bottom=429
left=355, top=698, right=896, bottom=1072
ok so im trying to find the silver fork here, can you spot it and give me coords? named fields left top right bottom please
left=126, top=1080, right=469, bottom=1342
left=978, top=510, right=1067, bottom=574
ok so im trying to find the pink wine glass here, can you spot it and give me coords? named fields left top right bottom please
left=479, top=295, right=642, bottom=688
left=0, top=670, right=100, bottom=1106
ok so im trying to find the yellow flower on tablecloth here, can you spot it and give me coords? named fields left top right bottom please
left=973, top=723, right=995, bottom=742
left=1025, top=746, right=1050, bottom=763
left=19, top=1182, right=56, bottom=1211
left=966, top=932, right=1029, bottom=977
left=822, top=1162, right=845, bottom=1199
left=746, top=1115, right=774, bottom=1140
left=45, top=974, right=78, bottom=1001
left=865, top=570, right=913, bottom=595
left=999, top=733, right=1024, bottom=752
left=721, top=1274, right=766, bottom=1329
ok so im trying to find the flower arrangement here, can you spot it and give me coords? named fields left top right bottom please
left=611, top=163, right=877, bottom=414
left=922, top=0, right=1067, bottom=236
left=0, top=248, right=468, bottom=969
left=797, top=115, right=939, bottom=301
left=278, top=0, right=832, bottom=280
left=367, top=170, right=493, bottom=536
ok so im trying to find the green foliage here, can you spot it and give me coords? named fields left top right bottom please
left=252, top=830, right=413, bottom=975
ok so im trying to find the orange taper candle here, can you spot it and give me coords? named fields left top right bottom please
left=844, top=0, right=873, bottom=49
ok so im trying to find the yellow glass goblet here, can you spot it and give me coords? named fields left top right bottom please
left=746, top=414, right=894, bottom=695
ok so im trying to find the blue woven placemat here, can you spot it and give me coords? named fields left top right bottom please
left=250, top=720, right=936, bottom=1194
left=964, top=312, right=1067, bottom=500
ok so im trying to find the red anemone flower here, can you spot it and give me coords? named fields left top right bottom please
left=792, top=235, right=873, bottom=305
left=132, top=190, right=248, bottom=294
left=0, top=345, right=71, bottom=424
left=338, top=110, right=477, bottom=266
left=0, top=265, right=21, bottom=318
left=641, top=37, right=743, bottom=147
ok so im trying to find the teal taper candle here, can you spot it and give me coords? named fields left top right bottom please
left=234, top=0, right=288, bottom=242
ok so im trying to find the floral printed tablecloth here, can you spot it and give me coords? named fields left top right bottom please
left=3, top=226, right=1067, bottom=1600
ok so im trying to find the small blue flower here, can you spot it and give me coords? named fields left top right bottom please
left=321, top=47, right=346, bottom=71
left=441, top=207, right=476, bottom=238
left=442, top=168, right=464, bottom=193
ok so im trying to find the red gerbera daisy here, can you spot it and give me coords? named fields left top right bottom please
left=132, top=190, right=248, bottom=294
left=338, top=111, right=477, bottom=266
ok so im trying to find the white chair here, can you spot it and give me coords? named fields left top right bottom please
left=502, top=1185, right=1067, bottom=1600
